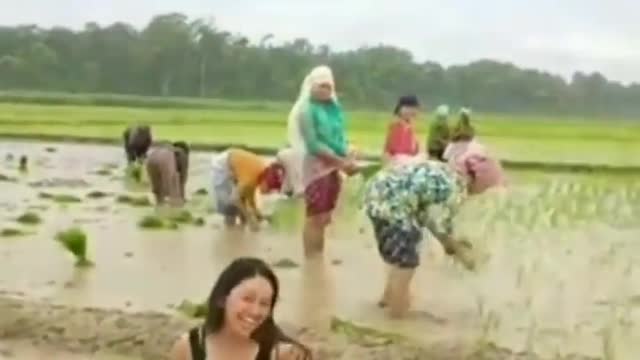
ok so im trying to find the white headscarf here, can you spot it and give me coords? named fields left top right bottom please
left=286, top=65, right=336, bottom=155
left=284, top=66, right=337, bottom=189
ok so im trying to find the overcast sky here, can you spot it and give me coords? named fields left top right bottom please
left=3, top=0, right=639, bottom=84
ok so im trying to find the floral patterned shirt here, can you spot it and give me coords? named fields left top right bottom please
left=363, top=161, right=466, bottom=240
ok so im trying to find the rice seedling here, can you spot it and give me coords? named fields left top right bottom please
left=38, top=192, right=82, bottom=203
left=137, top=215, right=165, bottom=229
left=16, top=211, right=42, bottom=225
left=44, top=147, right=57, bottom=153
left=18, top=155, right=28, bottom=172
left=193, top=188, right=208, bottom=196
left=168, top=209, right=194, bottom=224
left=127, top=163, right=142, bottom=182
left=55, top=227, right=93, bottom=267
left=94, top=168, right=112, bottom=176
left=116, top=194, right=151, bottom=207
left=0, top=228, right=25, bottom=237
left=86, top=190, right=110, bottom=199
left=176, top=299, right=207, bottom=318
left=0, top=173, right=17, bottom=182
left=193, top=217, right=206, bottom=226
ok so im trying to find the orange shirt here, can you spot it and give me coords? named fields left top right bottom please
left=227, top=148, right=268, bottom=218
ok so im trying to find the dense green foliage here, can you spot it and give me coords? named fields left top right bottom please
left=1, top=13, right=640, bottom=117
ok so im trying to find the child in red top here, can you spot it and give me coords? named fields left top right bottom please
left=383, top=95, right=422, bottom=166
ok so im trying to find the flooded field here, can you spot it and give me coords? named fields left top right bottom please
left=0, top=141, right=639, bottom=359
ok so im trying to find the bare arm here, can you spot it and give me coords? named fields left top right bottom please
left=169, top=335, right=190, bottom=360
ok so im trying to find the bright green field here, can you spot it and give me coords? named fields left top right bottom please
left=0, top=102, right=638, bottom=166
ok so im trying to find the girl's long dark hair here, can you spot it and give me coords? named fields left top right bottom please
left=204, top=257, right=311, bottom=360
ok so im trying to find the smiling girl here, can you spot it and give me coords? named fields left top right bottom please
left=170, top=257, right=310, bottom=360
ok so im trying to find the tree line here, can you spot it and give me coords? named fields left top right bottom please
left=1, top=12, right=639, bottom=118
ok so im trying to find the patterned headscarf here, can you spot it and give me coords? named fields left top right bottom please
left=259, top=162, right=286, bottom=192
left=452, top=108, right=474, bottom=141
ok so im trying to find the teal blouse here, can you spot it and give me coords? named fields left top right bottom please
left=301, top=99, right=348, bottom=157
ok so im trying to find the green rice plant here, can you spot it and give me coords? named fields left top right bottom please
left=39, top=192, right=82, bottom=203
left=137, top=215, right=165, bottom=229
left=0, top=228, right=25, bottom=237
left=116, top=194, right=151, bottom=207
left=269, top=197, right=304, bottom=231
left=86, top=190, right=110, bottom=199
left=94, top=168, right=111, bottom=176
left=16, top=211, right=42, bottom=225
left=193, top=188, right=208, bottom=196
left=55, top=227, right=93, bottom=267
left=169, top=209, right=194, bottom=224
left=127, top=162, right=142, bottom=182
left=176, top=299, right=207, bottom=318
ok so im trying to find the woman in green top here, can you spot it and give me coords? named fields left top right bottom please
left=287, top=66, right=358, bottom=258
left=426, top=104, right=451, bottom=161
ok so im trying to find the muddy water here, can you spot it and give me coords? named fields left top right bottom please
left=0, top=141, right=639, bottom=359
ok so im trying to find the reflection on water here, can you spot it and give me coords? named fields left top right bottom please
left=0, top=141, right=639, bottom=359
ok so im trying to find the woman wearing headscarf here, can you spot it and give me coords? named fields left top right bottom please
left=287, top=65, right=358, bottom=258
left=426, top=104, right=451, bottom=161
left=443, top=108, right=507, bottom=194
left=382, top=95, right=423, bottom=167
left=363, top=159, right=476, bottom=318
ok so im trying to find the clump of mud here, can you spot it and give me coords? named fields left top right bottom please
left=39, top=192, right=82, bottom=204
left=44, top=147, right=57, bottom=153
left=193, top=217, right=206, bottom=226
left=16, top=211, right=42, bottom=225
left=116, top=194, right=151, bottom=207
left=0, top=228, right=26, bottom=237
left=55, top=227, right=93, bottom=267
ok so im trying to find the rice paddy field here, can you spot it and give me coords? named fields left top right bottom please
left=0, top=95, right=638, bottom=167
left=0, top=94, right=639, bottom=359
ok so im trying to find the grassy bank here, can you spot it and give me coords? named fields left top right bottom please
left=0, top=97, right=638, bottom=167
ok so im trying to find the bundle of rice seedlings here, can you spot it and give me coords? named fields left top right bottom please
left=1, top=228, right=25, bottom=237
left=86, top=190, right=110, bottom=199
left=176, top=299, right=207, bottom=318
left=16, top=211, right=42, bottom=225
left=55, top=227, right=93, bottom=267
left=137, top=215, right=165, bottom=229
left=116, top=194, right=151, bottom=207
left=169, top=209, right=194, bottom=224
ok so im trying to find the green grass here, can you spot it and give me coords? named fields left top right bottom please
left=0, top=101, right=637, bottom=166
